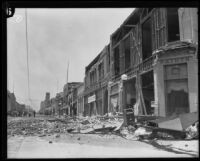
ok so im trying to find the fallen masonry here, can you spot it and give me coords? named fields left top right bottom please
left=7, top=112, right=198, bottom=142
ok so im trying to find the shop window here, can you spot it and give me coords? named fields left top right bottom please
left=124, top=35, right=131, bottom=71
left=164, top=64, right=189, bottom=116
left=114, top=46, right=120, bottom=76
left=167, top=8, right=180, bottom=42
left=142, top=18, right=152, bottom=60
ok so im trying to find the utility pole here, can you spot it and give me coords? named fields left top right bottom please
left=25, top=8, right=31, bottom=116
left=57, top=79, right=59, bottom=93
left=66, top=60, right=69, bottom=116
left=66, top=60, right=69, bottom=84
left=12, top=80, right=14, bottom=93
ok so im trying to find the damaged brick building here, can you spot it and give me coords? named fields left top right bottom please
left=84, top=45, right=110, bottom=116
left=108, top=8, right=198, bottom=117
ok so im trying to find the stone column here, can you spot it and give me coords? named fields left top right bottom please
left=153, top=61, right=166, bottom=117
left=187, top=57, right=198, bottom=113
left=107, top=82, right=112, bottom=113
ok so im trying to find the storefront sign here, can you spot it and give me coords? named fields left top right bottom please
left=88, top=95, right=96, bottom=103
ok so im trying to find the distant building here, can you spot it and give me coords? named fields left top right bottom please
left=7, top=90, right=16, bottom=113
left=77, top=83, right=84, bottom=116
left=7, top=90, right=29, bottom=116
left=62, top=82, right=83, bottom=116
left=39, top=92, right=51, bottom=114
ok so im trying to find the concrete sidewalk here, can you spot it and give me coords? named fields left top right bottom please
left=8, top=136, right=194, bottom=158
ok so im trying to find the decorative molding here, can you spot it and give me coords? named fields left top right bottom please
left=159, top=56, right=191, bottom=64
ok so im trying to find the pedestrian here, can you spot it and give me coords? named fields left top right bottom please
left=33, top=111, right=36, bottom=117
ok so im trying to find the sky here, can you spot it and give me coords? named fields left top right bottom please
left=7, top=8, right=135, bottom=111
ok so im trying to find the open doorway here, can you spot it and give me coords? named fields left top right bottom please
left=141, top=70, right=154, bottom=115
left=124, top=78, right=136, bottom=109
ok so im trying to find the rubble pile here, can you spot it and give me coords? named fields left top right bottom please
left=185, top=121, right=199, bottom=140
left=7, top=111, right=198, bottom=142
left=7, top=118, right=71, bottom=136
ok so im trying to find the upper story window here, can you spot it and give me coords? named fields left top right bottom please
left=167, top=8, right=180, bottom=42
left=124, top=35, right=131, bottom=71
left=107, top=46, right=110, bottom=72
left=90, top=68, right=97, bottom=85
left=142, top=18, right=152, bottom=60
left=98, top=62, right=104, bottom=80
left=113, top=46, right=120, bottom=76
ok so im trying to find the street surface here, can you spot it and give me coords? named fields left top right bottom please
left=7, top=116, right=198, bottom=158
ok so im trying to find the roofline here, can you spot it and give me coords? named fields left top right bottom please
left=111, top=8, right=140, bottom=38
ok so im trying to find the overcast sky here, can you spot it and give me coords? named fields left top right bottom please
left=7, top=8, right=134, bottom=111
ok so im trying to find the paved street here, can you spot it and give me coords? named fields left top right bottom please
left=8, top=134, right=198, bottom=158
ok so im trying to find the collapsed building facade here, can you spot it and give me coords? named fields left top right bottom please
left=108, top=8, right=198, bottom=117
left=39, top=92, right=51, bottom=114
left=84, top=45, right=111, bottom=116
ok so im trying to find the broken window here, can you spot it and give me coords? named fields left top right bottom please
left=142, top=18, right=152, bottom=60
left=151, top=8, right=167, bottom=50
left=124, top=35, right=131, bottom=71
left=113, top=46, right=120, bottom=76
left=167, top=8, right=180, bottom=42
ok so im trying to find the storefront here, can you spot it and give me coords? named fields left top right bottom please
left=154, top=45, right=198, bottom=117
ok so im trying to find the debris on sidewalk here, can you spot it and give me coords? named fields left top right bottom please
left=7, top=111, right=198, bottom=143
left=185, top=121, right=199, bottom=140
left=81, top=120, right=91, bottom=125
